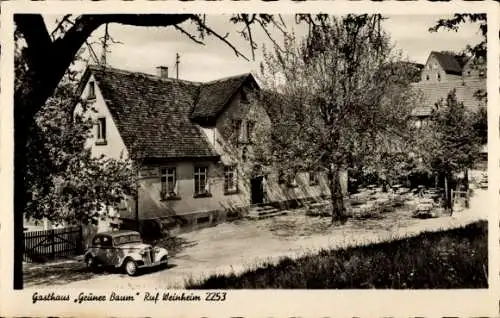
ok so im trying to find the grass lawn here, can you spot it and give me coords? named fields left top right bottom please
left=186, top=220, right=487, bottom=289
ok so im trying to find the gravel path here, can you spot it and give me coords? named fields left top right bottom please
left=23, top=188, right=488, bottom=289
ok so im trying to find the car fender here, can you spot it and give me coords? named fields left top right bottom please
left=84, top=250, right=95, bottom=261
left=155, top=249, right=168, bottom=261
left=117, top=252, right=143, bottom=267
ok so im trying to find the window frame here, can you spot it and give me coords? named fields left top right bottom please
left=246, top=120, right=256, bottom=143
left=287, top=172, right=298, bottom=188
left=95, top=117, right=107, bottom=145
left=194, top=166, right=211, bottom=198
left=160, top=167, right=180, bottom=200
left=88, top=81, right=96, bottom=100
left=232, top=119, right=242, bottom=143
left=224, top=165, right=238, bottom=195
left=309, top=171, right=319, bottom=186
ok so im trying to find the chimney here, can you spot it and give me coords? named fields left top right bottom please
left=156, top=66, right=168, bottom=79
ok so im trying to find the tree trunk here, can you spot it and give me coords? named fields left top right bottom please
left=14, top=108, right=31, bottom=289
left=329, top=164, right=346, bottom=225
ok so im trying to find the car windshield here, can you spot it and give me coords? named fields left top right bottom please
left=114, top=234, right=142, bottom=245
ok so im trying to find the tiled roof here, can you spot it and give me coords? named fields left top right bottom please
left=411, top=79, right=486, bottom=117
left=88, top=65, right=220, bottom=160
left=430, top=51, right=463, bottom=75
left=190, top=73, right=254, bottom=121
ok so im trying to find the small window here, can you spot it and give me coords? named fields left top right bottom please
left=247, top=120, right=256, bottom=143
left=278, top=170, right=286, bottom=184
left=161, top=167, right=177, bottom=198
left=425, top=75, right=430, bottom=81
left=467, top=70, right=471, bottom=76
left=101, top=236, right=112, bottom=247
left=241, top=147, right=248, bottom=161
left=232, top=119, right=242, bottom=142
left=437, top=73, right=441, bottom=81
left=224, top=165, right=238, bottom=194
left=194, top=166, right=209, bottom=196
left=288, top=173, right=298, bottom=187
left=88, top=81, right=96, bottom=99
left=92, top=236, right=101, bottom=246
left=309, top=171, right=319, bottom=186
left=96, top=117, right=107, bottom=144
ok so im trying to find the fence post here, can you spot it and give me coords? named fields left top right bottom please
left=77, top=225, right=84, bottom=254
left=50, top=229, right=55, bottom=260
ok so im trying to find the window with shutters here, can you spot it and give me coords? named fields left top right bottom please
left=232, top=119, right=242, bottom=143
left=247, top=120, right=256, bottom=143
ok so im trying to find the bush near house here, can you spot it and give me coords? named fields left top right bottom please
left=186, top=221, right=487, bottom=289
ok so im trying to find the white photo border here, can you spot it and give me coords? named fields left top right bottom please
left=1, top=1, right=499, bottom=317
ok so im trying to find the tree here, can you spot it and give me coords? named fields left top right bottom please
left=257, top=14, right=417, bottom=224
left=415, top=90, right=482, bottom=213
left=429, top=14, right=487, bottom=62
left=16, top=21, right=137, bottom=228
left=14, top=13, right=287, bottom=289
left=25, top=77, right=137, bottom=228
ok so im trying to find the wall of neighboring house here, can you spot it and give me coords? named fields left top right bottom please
left=78, top=74, right=130, bottom=161
left=462, top=60, right=484, bottom=79
left=75, top=74, right=131, bottom=233
left=119, top=160, right=249, bottom=220
left=213, top=86, right=346, bottom=205
left=85, top=77, right=346, bottom=232
left=420, top=55, right=461, bottom=83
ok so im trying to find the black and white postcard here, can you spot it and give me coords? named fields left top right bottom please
left=1, top=1, right=499, bottom=317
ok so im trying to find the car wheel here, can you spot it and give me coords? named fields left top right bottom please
left=85, top=256, right=98, bottom=272
left=160, top=256, right=168, bottom=268
left=124, top=259, right=138, bottom=276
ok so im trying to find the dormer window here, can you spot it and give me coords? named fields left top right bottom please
left=88, top=81, right=96, bottom=100
left=232, top=119, right=242, bottom=142
left=246, top=120, right=256, bottom=143
left=96, top=117, right=107, bottom=145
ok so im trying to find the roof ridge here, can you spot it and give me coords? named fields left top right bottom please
left=204, top=72, right=252, bottom=84
left=88, top=64, right=202, bottom=86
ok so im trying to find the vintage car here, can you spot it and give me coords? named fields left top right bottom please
left=84, top=230, right=168, bottom=276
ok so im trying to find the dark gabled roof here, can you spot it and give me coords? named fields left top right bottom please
left=190, top=73, right=256, bottom=121
left=411, top=79, right=486, bottom=117
left=85, top=65, right=219, bottom=160
left=429, top=51, right=463, bottom=75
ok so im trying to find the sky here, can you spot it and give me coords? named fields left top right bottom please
left=45, top=14, right=484, bottom=83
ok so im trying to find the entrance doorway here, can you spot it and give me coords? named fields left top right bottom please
left=251, top=176, right=264, bottom=204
